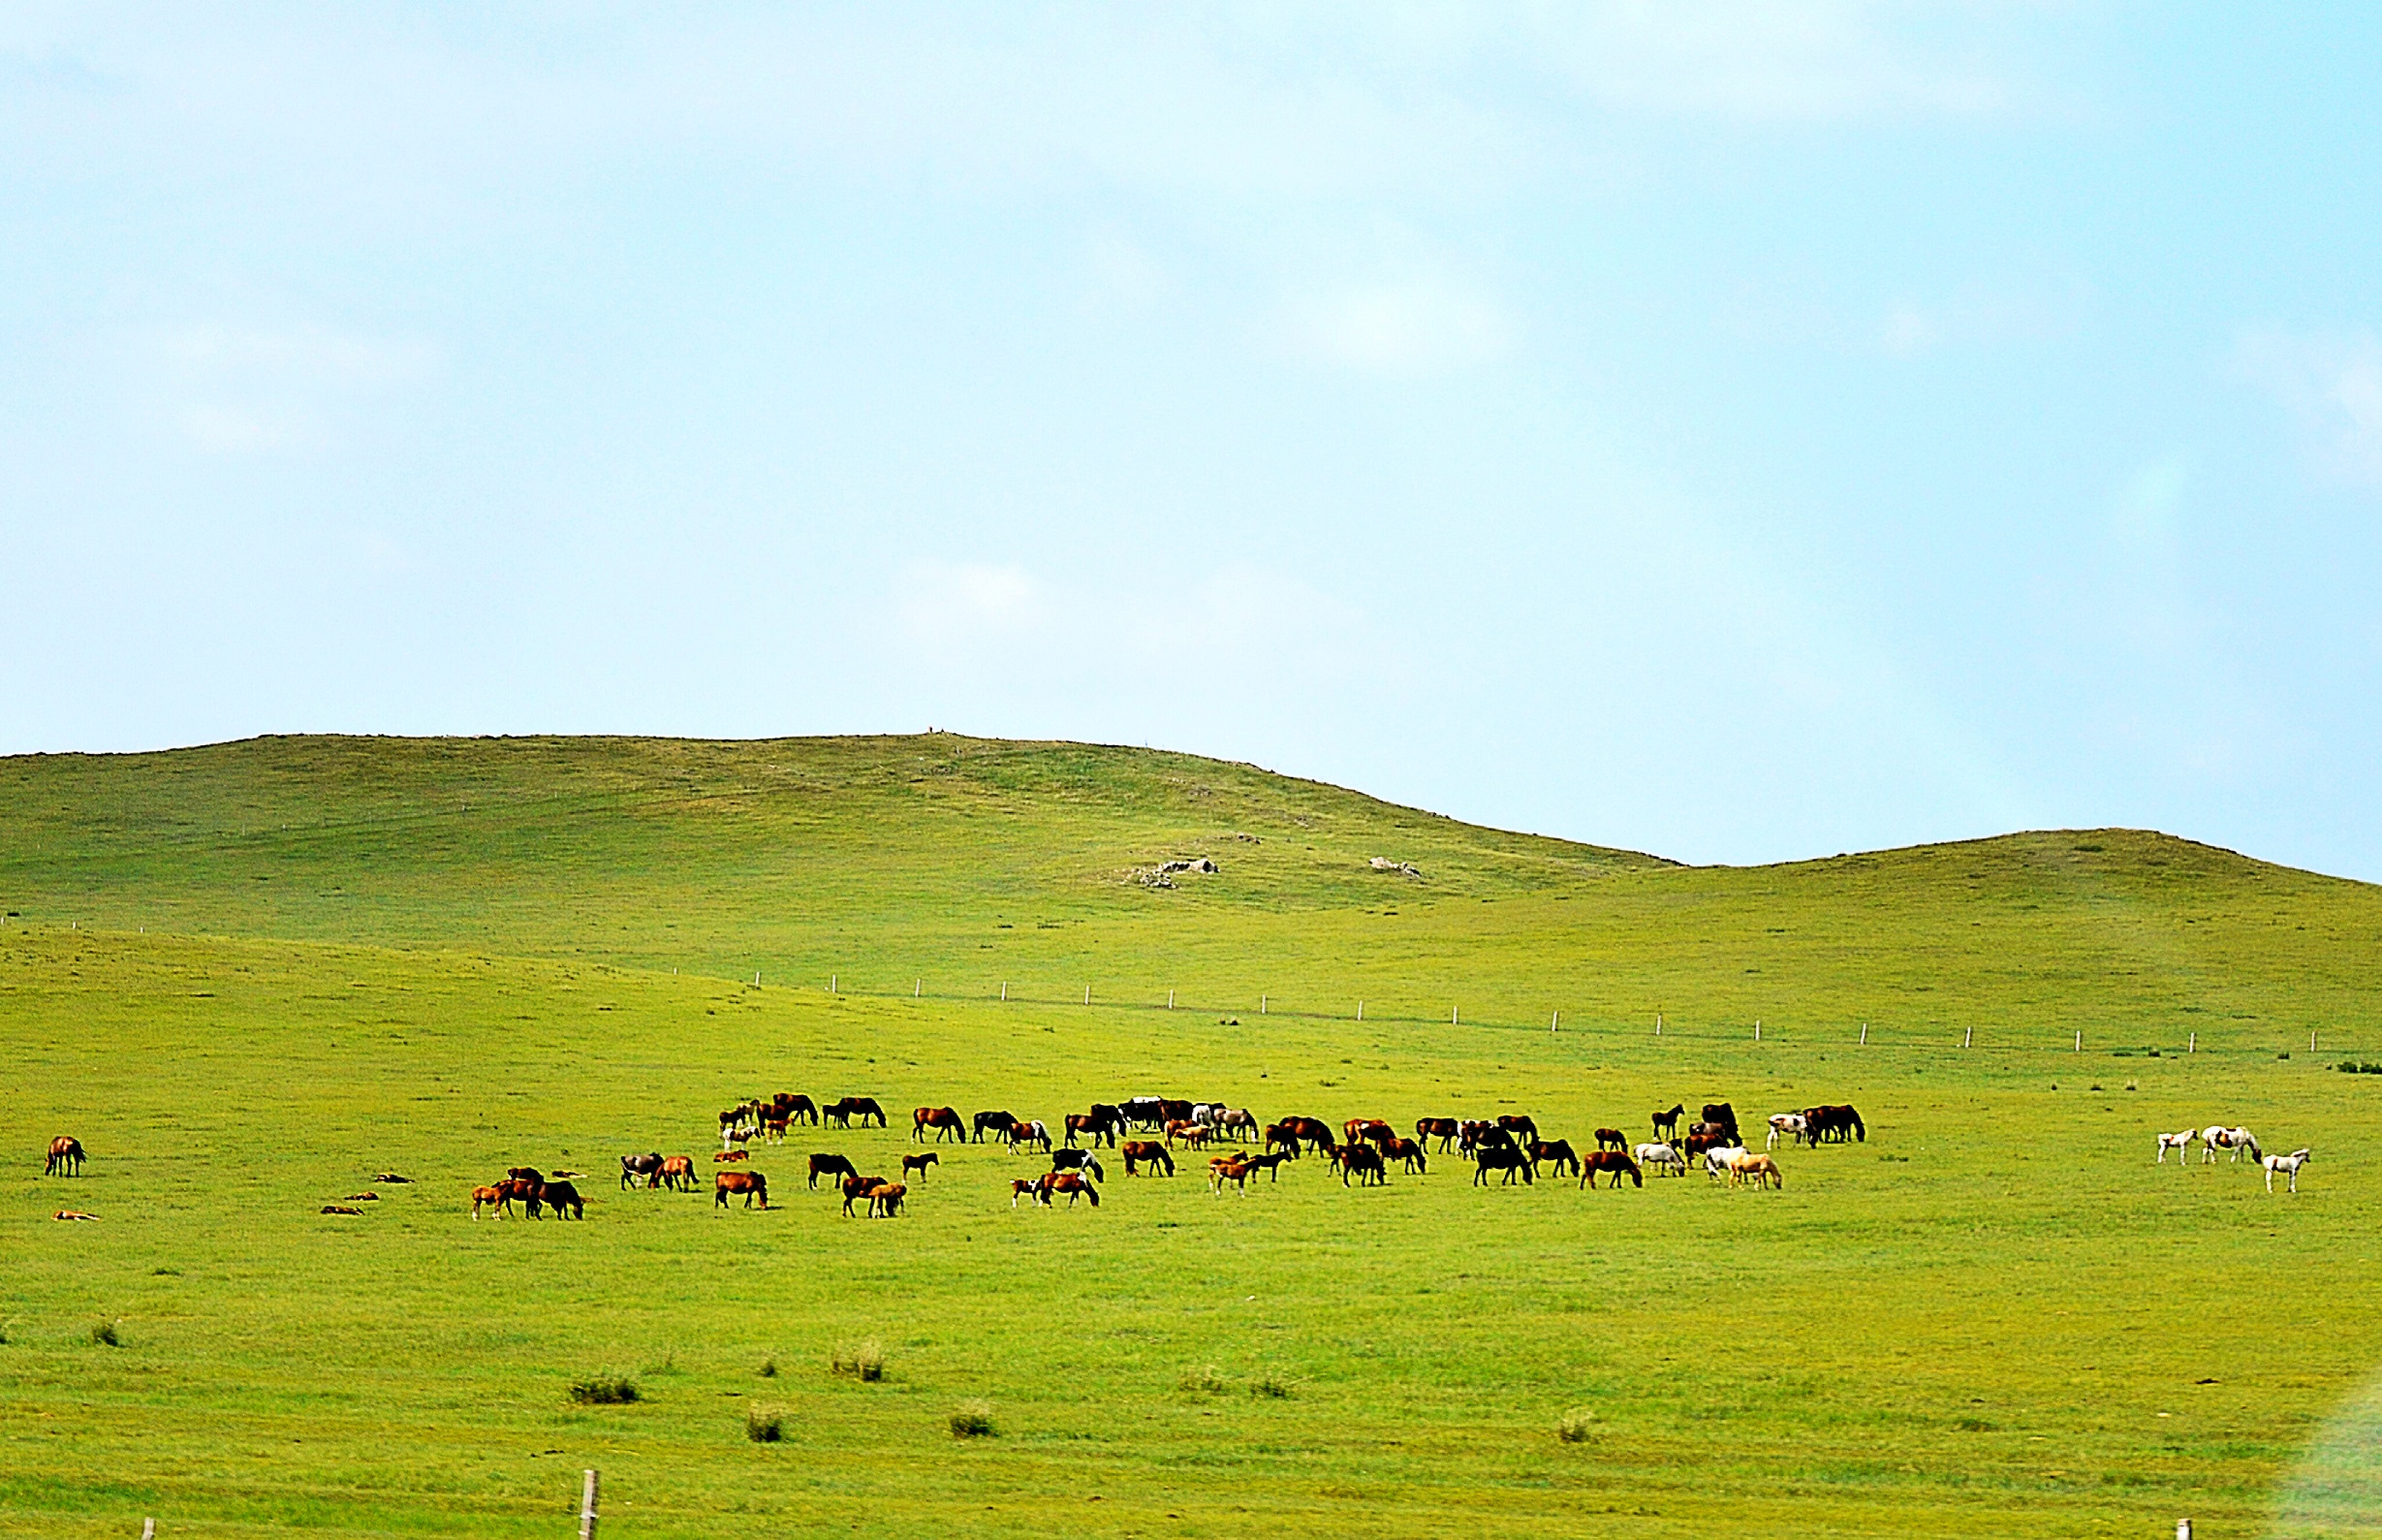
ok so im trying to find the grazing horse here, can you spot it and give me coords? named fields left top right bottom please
left=661, top=1155, right=697, bottom=1191
left=1382, top=1137, right=1429, bottom=1174
left=1282, top=1116, right=1335, bottom=1153
left=1243, top=1150, right=1292, bottom=1182
left=902, top=1151, right=939, bottom=1180
left=973, top=1110, right=1018, bottom=1145
left=1465, top=1122, right=1515, bottom=1154
left=1635, top=1142, right=1686, bottom=1178
left=1651, top=1104, right=1686, bottom=1141
left=1417, top=1117, right=1460, bottom=1151
left=808, top=1152, right=858, bottom=1189
left=1264, top=1122, right=1302, bottom=1158
left=1010, top=1178, right=1043, bottom=1209
left=773, top=1092, right=820, bottom=1125
left=717, top=1171, right=769, bottom=1209
left=1119, top=1097, right=1170, bottom=1130
left=470, top=1184, right=507, bottom=1218
left=839, top=1174, right=888, bottom=1216
left=1165, top=1119, right=1211, bottom=1148
left=1335, top=1143, right=1388, bottom=1186
left=866, top=1181, right=907, bottom=1218
left=1040, top=1172, right=1101, bottom=1208
left=1343, top=1118, right=1395, bottom=1148
left=1217, top=1108, right=1259, bottom=1143
left=1011, top=1119, right=1053, bottom=1152
left=538, top=1180, right=585, bottom=1218
left=825, top=1096, right=887, bottom=1129
left=1702, top=1103, right=1742, bottom=1146
left=714, top=1149, right=749, bottom=1164
left=1703, top=1147, right=1750, bottom=1182
left=2202, top=1126, right=2261, bottom=1164
left=1579, top=1150, right=1643, bottom=1190
left=1528, top=1140, right=1582, bottom=1179
left=1122, top=1140, right=1176, bottom=1177
left=620, top=1152, right=664, bottom=1189
left=1473, top=1147, right=1534, bottom=1186
left=1066, top=1107, right=1122, bottom=1148
left=2156, top=1128, right=2198, bottom=1163
left=1683, top=1130, right=1733, bottom=1163
left=45, top=1137, right=85, bottom=1177
left=1497, top=1115, right=1540, bottom=1147
left=763, top=1115, right=791, bottom=1144
left=1050, top=1149, right=1105, bottom=1181
left=1732, top=1154, right=1782, bottom=1190
left=913, top=1106, right=964, bottom=1143
left=1803, top=1105, right=1866, bottom=1144
left=2263, top=1148, right=2312, bottom=1192
left=1767, top=1115, right=1807, bottom=1149
left=1593, top=1127, right=1628, bottom=1152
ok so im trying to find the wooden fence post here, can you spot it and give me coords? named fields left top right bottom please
left=580, top=1468, right=600, bottom=1539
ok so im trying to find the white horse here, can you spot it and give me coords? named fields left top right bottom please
left=1636, top=1142, right=1686, bottom=1177
left=2262, top=1148, right=2311, bottom=1192
left=1767, top=1114, right=1807, bottom=1149
left=2201, top=1125, right=2261, bottom=1163
left=2155, top=1128, right=2197, bottom=1163
left=1703, top=1146, right=1749, bottom=1182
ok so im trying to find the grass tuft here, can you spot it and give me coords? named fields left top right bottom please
left=949, top=1399, right=995, bottom=1438
left=1249, top=1375, right=1292, bottom=1399
left=90, top=1320, right=121, bottom=1347
left=759, top=1357, right=777, bottom=1378
left=1556, top=1407, right=1597, bottom=1443
left=745, top=1406, right=785, bottom=1443
left=567, top=1373, right=640, bottom=1405
left=1179, top=1365, right=1231, bottom=1396
left=831, top=1340, right=885, bottom=1382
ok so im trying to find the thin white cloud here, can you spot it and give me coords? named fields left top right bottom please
left=1286, top=274, right=1512, bottom=375
left=144, top=321, right=435, bottom=455
left=2239, top=327, right=2382, bottom=489
left=893, top=562, right=1047, bottom=660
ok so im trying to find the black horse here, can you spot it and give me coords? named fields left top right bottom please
left=1473, top=1146, right=1534, bottom=1186
left=1651, top=1104, right=1685, bottom=1141
left=972, top=1110, right=1018, bottom=1145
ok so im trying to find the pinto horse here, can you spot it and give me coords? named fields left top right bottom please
left=1010, top=1178, right=1043, bottom=1209
left=1011, top=1119, right=1054, bottom=1152
left=913, top=1106, right=964, bottom=1143
left=2201, top=1126, right=2261, bottom=1164
left=808, top=1152, right=858, bottom=1189
left=2155, top=1128, right=2197, bottom=1163
left=1473, top=1146, right=1534, bottom=1186
left=45, top=1136, right=85, bottom=1176
left=1217, top=1108, right=1260, bottom=1143
left=1122, top=1140, right=1175, bottom=1177
left=1050, top=1149, right=1105, bottom=1181
left=1417, top=1117, right=1460, bottom=1151
left=1040, top=1172, right=1101, bottom=1208
left=717, top=1170, right=769, bottom=1209
left=620, top=1152, right=664, bottom=1189
left=1529, top=1139, right=1582, bottom=1179
left=1579, top=1150, right=1643, bottom=1189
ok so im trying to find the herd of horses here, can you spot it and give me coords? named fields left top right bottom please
left=2154, top=1123, right=2315, bottom=1192
left=609, top=1093, right=1865, bottom=1214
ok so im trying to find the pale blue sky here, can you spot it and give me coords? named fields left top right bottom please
left=7, top=6, right=2382, bottom=877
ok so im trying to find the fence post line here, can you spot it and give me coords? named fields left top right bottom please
left=1453, top=1005, right=1459, bottom=1026
left=830, top=974, right=836, bottom=993
left=2189, top=1031, right=2196, bottom=1053
left=580, top=1468, right=600, bottom=1540
left=1261, top=994, right=1268, bottom=1015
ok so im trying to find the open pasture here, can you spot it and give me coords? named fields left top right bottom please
left=6, top=736, right=2382, bottom=1536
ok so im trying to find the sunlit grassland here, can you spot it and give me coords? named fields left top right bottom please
left=4, top=735, right=2381, bottom=1537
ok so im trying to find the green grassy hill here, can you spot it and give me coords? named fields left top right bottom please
left=5, top=735, right=2381, bottom=1540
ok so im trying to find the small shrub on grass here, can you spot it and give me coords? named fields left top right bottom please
left=950, top=1399, right=995, bottom=1438
left=90, top=1320, right=121, bottom=1347
left=1556, top=1407, right=1597, bottom=1444
left=831, top=1340, right=885, bottom=1382
left=759, top=1357, right=777, bottom=1378
left=2336, top=1060, right=2382, bottom=1075
left=745, top=1406, right=785, bottom=1442
left=567, top=1373, right=640, bottom=1405
left=1249, top=1375, right=1292, bottom=1399
left=1179, top=1365, right=1230, bottom=1396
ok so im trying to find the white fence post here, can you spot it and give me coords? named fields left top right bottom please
left=1168, top=989, right=1175, bottom=1009
left=1261, top=994, right=1268, bottom=1015
left=142, top=1523, right=155, bottom=1540
left=1754, top=1020, right=1761, bottom=1043
left=2189, top=1031, right=2196, bottom=1053
left=1357, top=1001, right=1363, bottom=1021
left=1963, top=1026, right=1973, bottom=1049
left=914, top=979, right=922, bottom=997
left=580, top=1468, right=600, bottom=1540
left=1551, top=1010, right=1559, bottom=1035
left=1452, top=1005, right=1459, bottom=1025
left=1859, top=1022, right=1867, bottom=1046
left=999, top=982, right=1007, bottom=1001
left=2075, top=1029, right=2082, bottom=1052
left=1082, top=984, right=1090, bottom=1006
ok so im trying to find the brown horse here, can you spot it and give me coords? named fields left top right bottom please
left=1164, top=1119, right=1210, bottom=1148
left=45, top=1136, right=84, bottom=1176
left=499, top=1177, right=543, bottom=1217
left=1803, top=1104, right=1866, bottom=1143
left=1496, top=1114, right=1540, bottom=1146
left=661, top=1155, right=697, bottom=1191
left=1122, top=1140, right=1175, bottom=1177
left=1264, top=1122, right=1302, bottom=1158
left=1381, top=1136, right=1428, bottom=1174
left=901, top=1151, right=939, bottom=1180
left=1416, top=1116, right=1460, bottom=1151
left=538, top=1180, right=585, bottom=1218
left=772, top=1092, right=820, bottom=1125
left=717, top=1170, right=769, bottom=1209
left=1594, top=1127, right=1628, bottom=1152
left=1473, top=1146, right=1533, bottom=1185
left=1528, top=1139, right=1581, bottom=1179
left=1066, top=1108, right=1121, bottom=1148
left=470, top=1184, right=507, bottom=1218
left=1343, top=1117, right=1394, bottom=1148
left=808, top=1152, right=858, bottom=1189
left=763, top=1115, right=791, bottom=1144
left=1040, top=1172, right=1100, bottom=1208
left=839, top=1173, right=888, bottom=1216
left=913, top=1106, right=964, bottom=1143
left=1284, top=1116, right=1336, bottom=1153
left=1335, top=1143, right=1388, bottom=1187
left=866, top=1181, right=907, bottom=1218
left=714, top=1148, right=749, bottom=1163
left=1579, top=1150, right=1643, bottom=1190
left=1207, top=1155, right=1256, bottom=1195
left=1701, top=1103, right=1741, bottom=1146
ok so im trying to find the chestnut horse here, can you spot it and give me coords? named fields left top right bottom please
left=1122, top=1140, right=1175, bottom=1177
left=901, top=1152, right=939, bottom=1180
left=913, top=1106, right=964, bottom=1143
left=1416, top=1117, right=1460, bottom=1151
left=839, top=1174, right=887, bottom=1216
left=661, top=1154, right=697, bottom=1191
left=866, top=1181, right=907, bottom=1218
left=717, top=1170, right=769, bottom=1209
left=1528, top=1139, right=1582, bottom=1179
left=1579, top=1150, right=1643, bottom=1190
left=1593, top=1128, right=1628, bottom=1152
left=44, top=1136, right=84, bottom=1177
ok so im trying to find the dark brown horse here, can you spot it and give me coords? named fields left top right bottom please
left=1066, top=1106, right=1122, bottom=1147
left=1416, top=1116, right=1460, bottom=1151
left=1122, top=1140, right=1175, bottom=1177
left=537, top=1179, right=585, bottom=1218
left=1804, top=1104, right=1866, bottom=1143
left=972, top=1110, right=1018, bottom=1144
left=825, top=1096, right=887, bottom=1128
left=839, top=1173, right=887, bottom=1216
left=901, top=1151, right=939, bottom=1180
left=773, top=1092, right=820, bottom=1125
left=1594, top=1127, right=1629, bottom=1152
left=1381, top=1136, right=1428, bottom=1174
left=1496, top=1114, right=1540, bottom=1146
left=913, top=1106, right=964, bottom=1143
left=1651, top=1103, right=1685, bottom=1141
left=807, top=1152, right=857, bottom=1189
left=1334, top=1143, right=1388, bottom=1186
left=1702, top=1103, right=1741, bottom=1146
left=1529, top=1139, right=1582, bottom=1178
left=1579, top=1150, right=1643, bottom=1189
left=1473, top=1146, right=1533, bottom=1186
left=717, top=1170, right=769, bottom=1209
left=45, top=1136, right=84, bottom=1176
left=1264, top=1121, right=1302, bottom=1158
left=1284, top=1116, right=1336, bottom=1153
